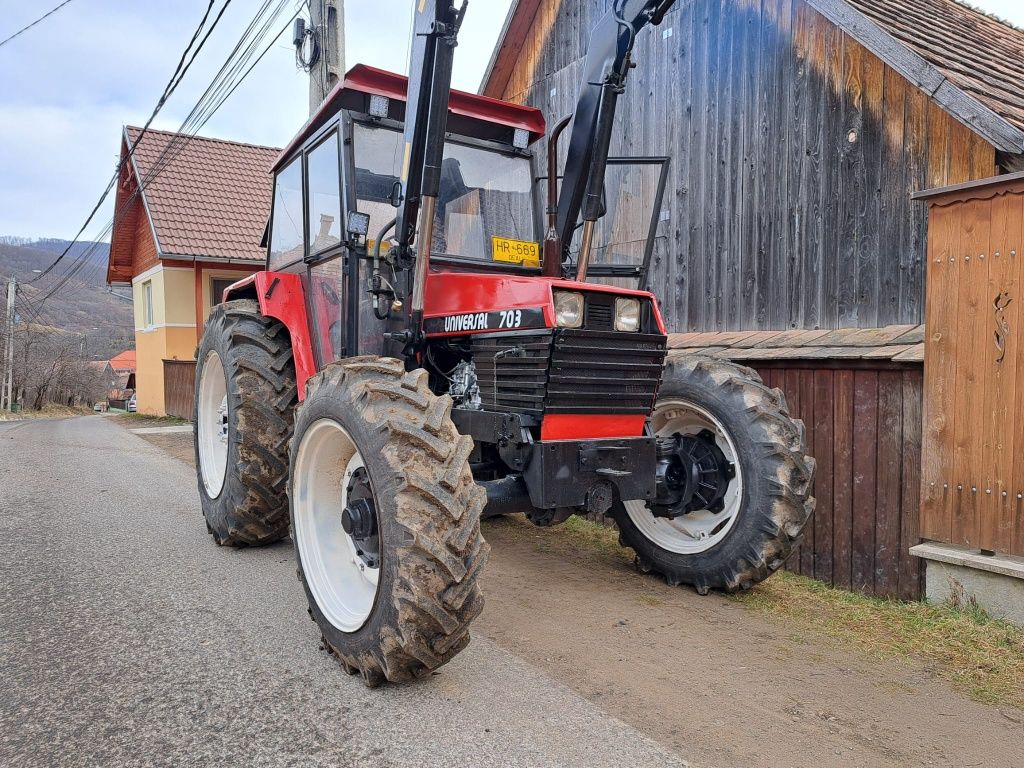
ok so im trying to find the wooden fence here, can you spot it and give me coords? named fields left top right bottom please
left=757, top=363, right=924, bottom=599
left=163, top=360, right=197, bottom=421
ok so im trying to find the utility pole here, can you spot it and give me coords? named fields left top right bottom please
left=1, top=277, right=15, bottom=411
left=305, top=0, right=345, bottom=115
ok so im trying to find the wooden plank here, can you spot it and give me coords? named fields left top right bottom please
left=925, top=102, right=950, bottom=189
left=799, top=368, right=816, bottom=575
left=902, top=85, right=929, bottom=325
left=1011, top=197, right=1024, bottom=556
left=851, top=370, right=878, bottom=592
left=820, top=20, right=843, bottom=328
left=799, top=2, right=825, bottom=330
left=788, top=0, right=809, bottom=330
left=980, top=191, right=1022, bottom=553
left=813, top=368, right=835, bottom=584
left=783, top=367, right=804, bottom=571
left=874, top=370, right=903, bottom=597
left=877, top=63, right=906, bottom=327
left=899, top=368, right=924, bottom=599
left=837, top=35, right=866, bottom=327
left=832, top=368, right=855, bottom=589
left=919, top=203, right=960, bottom=543
left=950, top=197, right=991, bottom=549
left=686, top=0, right=712, bottom=331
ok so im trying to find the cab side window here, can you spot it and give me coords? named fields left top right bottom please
left=268, top=157, right=304, bottom=270
left=306, top=132, right=342, bottom=255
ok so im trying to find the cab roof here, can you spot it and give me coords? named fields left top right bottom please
left=272, top=64, right=547, bottom=173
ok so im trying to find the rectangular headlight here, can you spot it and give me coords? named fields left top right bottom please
left=553, top=290, right=584, bottom=328
left=614, top=297, right=641, bottom=332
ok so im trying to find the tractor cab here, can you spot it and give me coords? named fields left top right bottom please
left=263, top=64, right=670, bottom=371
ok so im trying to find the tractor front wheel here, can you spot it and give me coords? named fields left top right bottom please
left=613, top=354, right=815, bottom=593
left=194, top=299, right=296, bottom=546
left=290, top=357, right=488, bottom=686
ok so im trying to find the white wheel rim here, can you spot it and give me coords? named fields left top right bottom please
left=293, top=418, right=380, bottom=633
left=197, top=351, right=229, bottom=498
left=624, top=400, right=744, bottom=554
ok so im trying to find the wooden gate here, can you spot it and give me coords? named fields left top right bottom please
left=916, top=172, right=1024, bottom=557
left=163, top=360, right=197, bottom=421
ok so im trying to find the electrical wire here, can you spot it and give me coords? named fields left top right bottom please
left=28, top=0, right=225, bottom=284
left=28, top=1, right=299, bottom=311
left=0, top=0, right=78, bottom=49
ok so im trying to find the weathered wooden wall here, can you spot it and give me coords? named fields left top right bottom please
left=492, top=0, right=996, bottom=333
left=757, top=362, right=924, bottom=598
left=919, top=174, right=1024, bottom=557
left=163, top=360, right=196, bottom=421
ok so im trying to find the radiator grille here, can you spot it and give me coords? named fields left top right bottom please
left=472, top=332, right=551, bottom=418
left=547, top=330, right=666, bottom=414
left=469, top=329, right=666, bottom=417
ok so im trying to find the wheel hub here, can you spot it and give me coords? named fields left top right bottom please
left=342, top=466, right=379, bottom=569
left=653, top=429, right=734, bottom=519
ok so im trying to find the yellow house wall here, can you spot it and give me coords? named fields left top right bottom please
left=132, top=265, right=197, bottom=416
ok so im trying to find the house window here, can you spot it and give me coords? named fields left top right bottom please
left=211, top=278, right=236, bottom=306
left=269, top=156, right=305, bottom=270
left=142, top=280, right=154, bottom=328
left=306, top=131, right=342, bottom=255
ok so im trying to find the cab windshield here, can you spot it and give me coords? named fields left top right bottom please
left=353, top=122, right=537, bottom=265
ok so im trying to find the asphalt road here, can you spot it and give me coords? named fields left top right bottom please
left=0, top=416, right=687, bottom=768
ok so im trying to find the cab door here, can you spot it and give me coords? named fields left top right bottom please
left=302, top=126, right=348, bottom=364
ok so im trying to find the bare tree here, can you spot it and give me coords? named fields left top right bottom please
left=11, top=325, right=107, bottom=410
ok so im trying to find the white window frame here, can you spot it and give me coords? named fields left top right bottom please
left=143, top=280, right=154, bottom=329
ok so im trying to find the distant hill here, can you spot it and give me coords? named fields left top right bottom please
left=0, top=237, right=134, bottom=360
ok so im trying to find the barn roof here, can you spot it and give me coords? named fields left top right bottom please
left=482, top=0, right=1024, bottom=154
left=847, top=0, right=1024, bottom=135
left=116, top=127, right=278, bottom=263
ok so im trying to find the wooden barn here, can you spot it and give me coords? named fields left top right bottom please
left=482, top=0, right=1024, bottom=602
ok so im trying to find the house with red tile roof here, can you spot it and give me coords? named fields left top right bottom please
left=105, top=127, right=278, bottom=415
left=108, top=349, right=136, bottom=375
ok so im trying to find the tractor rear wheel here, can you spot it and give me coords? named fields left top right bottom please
left=290, top=357, right=488, bottom=686
left=194, top=299, right=296, bottom=546
left=612, top=354, right=815, bottom=593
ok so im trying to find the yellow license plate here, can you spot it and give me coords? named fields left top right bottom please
left=491, top=236, right=540, bottom=267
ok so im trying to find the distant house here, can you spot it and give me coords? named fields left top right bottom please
left=105, top=127, right=278, bottom=416
left=108, top=349, right=136, bottom=377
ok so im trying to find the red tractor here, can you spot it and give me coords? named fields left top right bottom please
left=193, top=0, right=814, bottom=686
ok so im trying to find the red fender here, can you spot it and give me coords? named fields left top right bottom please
left=224, top=272, right=317, bottom=400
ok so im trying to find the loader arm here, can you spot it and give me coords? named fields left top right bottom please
left=555, top=0, right=676, bottom=276
left=394, top=0, right=467, bottom=332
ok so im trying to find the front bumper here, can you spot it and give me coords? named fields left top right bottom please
left=522, top=435, right=656, bottom=510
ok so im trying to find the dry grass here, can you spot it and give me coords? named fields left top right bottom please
left=112, top=412, right=190, bottom=428
left=0, top=404, right=94, bottom=421
left=735, top=569, right=1024, bottom=710
left=497, top=514, right=1024, bottom=710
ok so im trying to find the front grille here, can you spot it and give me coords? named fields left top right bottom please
left=547, top=329, right=667, bottom=414
left=469, top=329, right=666, bottom=417
left=472, top=332, right=551, bottom=418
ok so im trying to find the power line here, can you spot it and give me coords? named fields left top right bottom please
left=25, top=0, right=297, bottom=311
left=0, top=0, right=78, bottom=49
left=28, top=0, right=226, bottom=284
left=33, top=0, right=287, bottom=295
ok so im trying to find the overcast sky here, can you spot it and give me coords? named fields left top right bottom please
left=0, top=0, right=1022, bottom=241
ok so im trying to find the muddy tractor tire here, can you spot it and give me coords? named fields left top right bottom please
left=194, top=299, right=297, bottom=546
left=289, top=357, right=489, bottom=686
left=612, top=354, right=815, bottom=594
